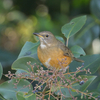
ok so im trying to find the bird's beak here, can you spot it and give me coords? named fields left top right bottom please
left=33, top=33, right=43, bottom=38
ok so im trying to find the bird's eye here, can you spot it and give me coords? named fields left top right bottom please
left=45, top=35, right=49, bottom=37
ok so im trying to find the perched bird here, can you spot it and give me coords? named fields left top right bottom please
left=33, top=31, right=84, bottom=69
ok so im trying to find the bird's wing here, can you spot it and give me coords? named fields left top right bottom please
left=57, top=40, right=84, bottom=62
left=57, top=40, right=74, bottom=58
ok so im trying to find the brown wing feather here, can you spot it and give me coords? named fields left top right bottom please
left=56, top=40, right=74, bottom=58
left=57, top=40, right=84, bottom=62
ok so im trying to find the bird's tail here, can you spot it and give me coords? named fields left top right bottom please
left=73, top=57, right=84, bottom=62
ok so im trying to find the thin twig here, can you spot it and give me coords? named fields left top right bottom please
left=68, top=86, right=75, bottom=100
left=42, top=83, right=49, bottom=100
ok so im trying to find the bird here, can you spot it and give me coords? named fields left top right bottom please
left=33, top=31, right=84, bottom=70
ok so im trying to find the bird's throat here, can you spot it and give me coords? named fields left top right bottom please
left=40, top=40, right=51, bottom=49
left=40, top=42, right=47, bottom=49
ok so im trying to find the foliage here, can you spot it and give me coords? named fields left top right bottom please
left=61, top=15, right=86, bottom=38
left=0, top=0, right=100, bottom=99
left=0, top=15, right=100, bottom=100
left=0, top=0, right=100, bottom=67
left=0, top=63, right=3, bottom=79
left=2, top=62, right=97, bottom=100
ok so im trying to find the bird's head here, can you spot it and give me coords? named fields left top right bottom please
left=33, top=31, right=58, bottom=48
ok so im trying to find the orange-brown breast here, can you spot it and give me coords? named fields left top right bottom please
left=37, top=46, right=72, bottom=69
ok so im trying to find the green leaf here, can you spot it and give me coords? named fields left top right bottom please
left=0, top=79, right=33, bottom=100
left=51, top=83, right=61, bottom=92
left=69, top=54, right=100, bottom=74
left=55, top=36, right=64, bottom=43
left=97, top=83, right=100, bottom=93
left=0, top=49, right=16, bottom=67
left=70, top=45, right=86, bottom=58
left=16, top=92, right=25, bottom=100
left=78, top=76, right=96, bottom=92
left=16, top=91, right=36, bottom=100
left=12, top=57, right=41, bottom=73
left=74, top=16, right=96, bottom=41
left=87, top=74, right=100, bottom=91
left=54, top=75, right=96, bottom=97
left=62, top=96, right=73, bottom=100
left=0, top=63, right=3, bottom=79
left=18, top=41, right=39, bottom=59
left=90, top=0, right=100, bottom=19
left=0, top=94, right=6, bottom=100
left=61, top=15, right=87, bottom=38
left=96, top=81, right=100, bottom=95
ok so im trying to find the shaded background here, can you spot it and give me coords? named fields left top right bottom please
left=0, top=0, right=100, bottom=82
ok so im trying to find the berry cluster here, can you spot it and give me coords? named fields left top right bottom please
left=5, top=62, right=97, bottom=100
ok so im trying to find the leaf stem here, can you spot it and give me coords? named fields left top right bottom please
left=65, top=38, right=69, bottom=47
left=67, top=38, right=69, bottom=46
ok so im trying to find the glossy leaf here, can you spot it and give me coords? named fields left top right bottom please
left=70, top=45, right=86, bottom=58
left=0, top=95, right=6, bottom=100
left=87, top=75, right=100, bottom=91
left=97, top=83, right=100, bottom=93
left=0, top=49, right=16, bottom=67
left=75, top=30, right=92, bottom=48
left=16, top=91, right=36, bottom=100
left=55, top=36, right=65, bottom=43
left=61, top=96, right=72, bottom=100
left=54, top=75, right=96, bottom=97
left=71, top=16, right=99, bottom=49
left=0, top=79, right=33, bottom=100
left=61, top=15, right=86, bottom=39
left=18, top=41, right=39, bottom=59
left=90, top=0, right=100, bottom=19
left=75, top=16, right=99, bottom=41
left=0, top=63, right=3, bottom=79
left=78, top=76, right=96, bottom=92
left=12, top=57, right=41, bottom=73
left=69, top=54, right=100, bottom=74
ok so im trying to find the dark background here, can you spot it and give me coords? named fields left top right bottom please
left=0, top=0, right=100, bottom=83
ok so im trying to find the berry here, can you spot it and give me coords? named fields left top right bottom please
left=79, top=81, right=84, bottom=85
left=41, top=85, right=43, bottom=88
left=33, top=91, right=35, bottom=94
left=82, top=63, right=84, bottom=66
left=35, top=90, right=38, bottom=93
